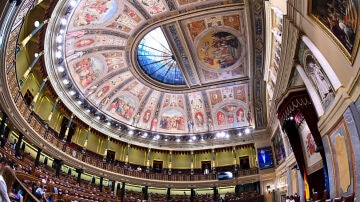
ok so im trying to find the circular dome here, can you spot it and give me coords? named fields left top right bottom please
left=43, top=0, right=259, bottom=149
left=137, top=27, right=186, bottom=85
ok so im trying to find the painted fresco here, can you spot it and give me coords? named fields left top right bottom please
left=102, top=52, right=126, bottom=72
left=108, top=95, right=137, bottom=121
left=187, top=20, right=206, bottom=40
left=66, top=35, right=126, bottom=51
left=85, top=72, right=132, bottom=99
left=309, top=0, right=359, bottom=62
left=107, top=4, right=142, bottom=32
left=207, top=84, right=250, bottom=129
left=162, top=94, right=185, bottom=109
left=138, top=91, right=161, bottom=129
left=298, top=41, right=335, bottom=110
left=187, top=14, right=242, bottom=42
left=272, top=129, right=286, bottom=165
left=74, top=0, right=117, bottom=26
left=223, top=14, right=241, bottom=31
left=139, top=0, right=167, bottom=15
left=123, top=81, right=148, bottom=101
left=188, top=92, right=207, bottom=132
left=71, top=56, right=105, bottom=89
left=159, top=109, right=186, bottom=131
left=197, top=31, right=240, bottom=69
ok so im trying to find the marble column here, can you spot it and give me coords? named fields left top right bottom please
left=63, top=114, right=74, bottom=142
left=30, top=77, right=48, bottom=111
left=297, top=169, right=305, bottom=202
left=47, top=98, right=59, bottom=122
left=286, top=167, right=292, bottom=196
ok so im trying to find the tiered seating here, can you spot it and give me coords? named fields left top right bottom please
left=0, top=141, right=120, bottom=202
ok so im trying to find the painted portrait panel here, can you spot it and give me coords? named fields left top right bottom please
left=309, top=0, right=359, bottom=62
left=272, top=129, right=286, bottom=165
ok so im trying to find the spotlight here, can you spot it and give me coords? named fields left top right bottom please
left=69, top=90, right=76, bottom=95
left=176, top=138, right=180, bottom=142
left=142, top=133, right=148, bottom=138
left=34, top=21, right=40, bottom=27
left=192, top=136, right=196, bottom=141
left=128, top=130, right=134, bottom=135
left=245, top=128, right=251, bottom=134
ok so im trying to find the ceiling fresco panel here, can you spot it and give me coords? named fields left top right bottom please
left=206, top=83, right=250, bottom=130
left=136, top=0, right=168, bottom=16
left=182, top=10, right=248, bottom=84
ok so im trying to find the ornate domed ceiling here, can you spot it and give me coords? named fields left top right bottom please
left=44, top=0, right=267, bottom=149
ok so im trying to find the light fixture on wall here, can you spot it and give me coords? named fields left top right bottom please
left=267, top=184, right=275, bottom=193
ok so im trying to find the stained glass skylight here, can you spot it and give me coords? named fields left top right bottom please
left=137, top=27, right=185, bottom=85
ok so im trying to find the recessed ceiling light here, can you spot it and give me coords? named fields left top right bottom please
left=62, top=79, right=69, bottom=84
left=60, top=18, right=67, bottom=25
left=69, top=0, right=77, bottom=8
left=55, top=51, right=62, bottom=58
left=56, top=35, right=63, bottom=43
left=57, top=66, right=65, bottom=72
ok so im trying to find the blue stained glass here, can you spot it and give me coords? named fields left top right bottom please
left=137, top=27, right=185, bottom=85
